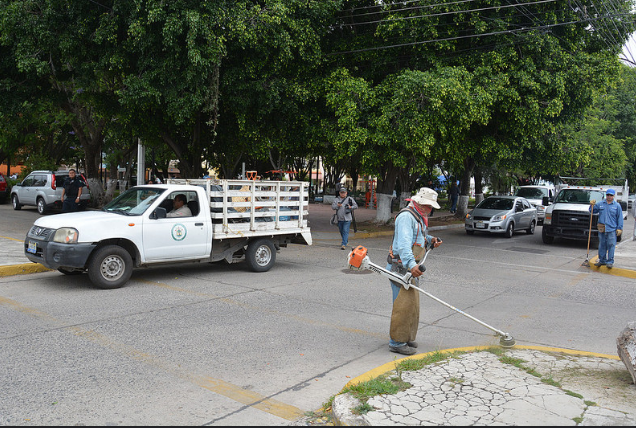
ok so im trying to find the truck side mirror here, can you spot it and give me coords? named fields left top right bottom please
left=542, top=196, right=549, bottom=205
left=151, top=207, right=167, bottom=219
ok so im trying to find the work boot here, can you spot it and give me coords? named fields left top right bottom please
left=594, top=261, right=605, bottom=267
left=407, top=341, right=418, bottom=348
left=389, top=345, right=417, bottom=355
left=606, top=263, right=613, bottom=269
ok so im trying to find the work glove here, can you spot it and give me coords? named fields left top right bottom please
left=617, top=229, right=622, bottom=237
left=590, top=199, right=596, bottom=205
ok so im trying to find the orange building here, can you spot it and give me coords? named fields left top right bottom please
left=0, top=163, right=27, bottom=177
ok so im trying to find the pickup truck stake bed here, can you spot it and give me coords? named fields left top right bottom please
left=24, top=179, right=312, bottom=289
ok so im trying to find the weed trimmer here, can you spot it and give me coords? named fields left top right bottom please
left=582, top=202, right=594, bottom=267
left=347, top=245, right=516, bottom=348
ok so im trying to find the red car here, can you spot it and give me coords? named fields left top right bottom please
left=0, top=173, right=7, bottom=203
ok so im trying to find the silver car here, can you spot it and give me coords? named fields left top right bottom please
left=465, top=195, right=537, bottom=238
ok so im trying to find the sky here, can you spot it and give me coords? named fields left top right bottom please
left=621, top=33, right=636, bottom=66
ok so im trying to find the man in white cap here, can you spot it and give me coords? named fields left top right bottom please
left=590, top=188, right=623, bottom=269
left=386, top=187, right=443, bottom=355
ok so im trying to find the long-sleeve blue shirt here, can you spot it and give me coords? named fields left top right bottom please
left=391, top=207, right=433, bottom=271
left=590, top=200, right=623, bottom=232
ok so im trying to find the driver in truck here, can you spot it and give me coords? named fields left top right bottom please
left=589, top=188, right=623, bottom=269
left=167, top=194, right=192, bottom=218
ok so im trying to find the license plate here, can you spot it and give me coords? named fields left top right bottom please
left=475, top=221, right=486, bottom=229
left=27, top=241, right=37, bottom=254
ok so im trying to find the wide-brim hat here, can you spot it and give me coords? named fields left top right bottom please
left=407, top=187, right=440, bottom=209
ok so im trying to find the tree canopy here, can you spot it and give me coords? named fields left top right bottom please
left=1, top=0, right=635, bottom=215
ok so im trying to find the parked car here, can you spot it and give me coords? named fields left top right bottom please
left=513, top=185, right=555, bottom=225
left=0, top=173, right=8, bottom=203
left=465, top=195, right=537, bottom=238
left=11, top=170, right=91, bottom=214
left=628, top=193, right=635, bottom=210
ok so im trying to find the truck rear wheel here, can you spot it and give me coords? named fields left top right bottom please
left=88, top=245, right=133, bottom=289
left=245, top=238, right=276, bottom=272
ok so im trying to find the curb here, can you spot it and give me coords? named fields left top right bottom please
left=0, top=263, right=52, bottom=277
left=586, top=255, right=636, bottom=279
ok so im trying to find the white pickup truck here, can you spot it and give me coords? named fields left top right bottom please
left=24, top=179, right=312, bottom=289
left=542, top=182, right=628, bottom=248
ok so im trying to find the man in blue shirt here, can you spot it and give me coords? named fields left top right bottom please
left=386, top=187, right=443, bottom=355
left=590, top=188, right=623, bottom=269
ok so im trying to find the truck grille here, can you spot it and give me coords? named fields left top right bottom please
left=28, top=226, right=54, bottom=240
left=553, top=210, right=596, bottom=228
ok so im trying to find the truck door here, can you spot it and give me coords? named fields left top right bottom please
left=142, top=191, right=211, bottom=261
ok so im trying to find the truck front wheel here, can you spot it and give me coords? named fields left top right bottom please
left=245, top=238, right=276, bottom=272
left=542, top=227, right=554, bottom=244
left=88, top=245, right=133, bottom=289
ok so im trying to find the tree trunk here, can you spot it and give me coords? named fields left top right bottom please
left=374, top=165, right=399, bottom=224
left=474, top=168, right=484, bottom=206
left=458, top=157, right=475, bottom=217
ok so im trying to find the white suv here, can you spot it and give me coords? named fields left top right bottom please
left=11, top=170, right=91, bottom=214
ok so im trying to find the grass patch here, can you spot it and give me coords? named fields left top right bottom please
left=541, top=377, right=562, bottom=388
left=584, top=400, right=597, bottom=407
left=353, top=402, right=375, bottom=415
left=342, top=374, right=411, bottom=403
left=565, top=390, right=584, bottom=399
left=396, top=350, right=463, bottom=372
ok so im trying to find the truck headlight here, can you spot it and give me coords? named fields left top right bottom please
left=53, top=228, right=79, bottom=244
left=544, top=214, right=551, bottom=225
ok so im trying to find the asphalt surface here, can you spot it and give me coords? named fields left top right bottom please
left=2, top=202, right=636, bottom=426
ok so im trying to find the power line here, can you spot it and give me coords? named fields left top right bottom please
left=328, top=14, right=630, bottom=55
left=340, top=0, right=559, bottom=27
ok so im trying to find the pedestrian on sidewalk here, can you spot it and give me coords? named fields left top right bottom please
left=590, top=188, right=623, bottom=269
left=61, top=169, right=85, bottom=213
left=449, top=181, right=459, bottom=214
left=386, top=187, right=443, bottom=355
left=332, top=187, right=358, bottom=250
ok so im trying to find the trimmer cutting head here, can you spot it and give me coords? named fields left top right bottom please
left=499, top=334, right=516, bottom=348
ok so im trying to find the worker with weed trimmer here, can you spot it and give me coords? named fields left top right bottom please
left=386, top=187, right=443, bottom=355
left=590, top=188, right=623, bottom=269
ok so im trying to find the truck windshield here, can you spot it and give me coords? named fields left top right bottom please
left=514, top=187, right=547, bottom=199
left=554, top=189, right=605, bottom=204
left=103, top=187, right=165, bottom=215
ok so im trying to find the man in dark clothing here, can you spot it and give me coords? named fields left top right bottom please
left=61, top=169, right=85, bottom=212
left=449, top=181, right=460, bottom=213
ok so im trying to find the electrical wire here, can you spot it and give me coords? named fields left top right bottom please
left=328, top=14, right=629, bottom=55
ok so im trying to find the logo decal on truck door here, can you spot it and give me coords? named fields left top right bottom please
left=171, top=224, right=187, bottom=241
